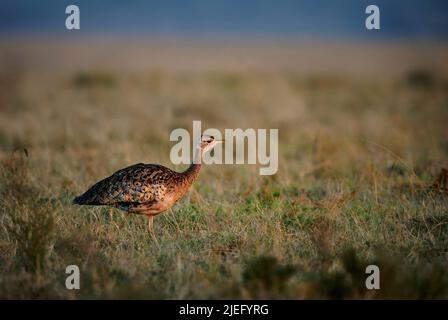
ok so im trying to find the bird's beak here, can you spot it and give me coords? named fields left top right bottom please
left=215, top=140, right=224, bottom=144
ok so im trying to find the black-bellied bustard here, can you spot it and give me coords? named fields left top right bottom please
left=73, top=135, right=221, bottom=240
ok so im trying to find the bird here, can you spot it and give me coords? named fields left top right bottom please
left=73, top=135, right=222, bottom=240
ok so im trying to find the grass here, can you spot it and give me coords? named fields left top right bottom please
left=0, top=42, right=448, bottom=299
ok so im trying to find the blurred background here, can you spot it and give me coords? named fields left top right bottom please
left=1, top=0, right=448, bottom=73
left=0, top=1, right=448, bottom=299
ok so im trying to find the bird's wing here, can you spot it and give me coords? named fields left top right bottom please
left=74, top=163, right=173, bottom=205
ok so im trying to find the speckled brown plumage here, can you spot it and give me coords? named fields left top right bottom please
left=73, top=162, right=201, bottom=216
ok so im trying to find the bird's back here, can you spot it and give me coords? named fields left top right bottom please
left=73, top=163, right=181, bottom=207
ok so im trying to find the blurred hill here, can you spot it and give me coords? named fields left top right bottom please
left=1, top=39, right=447, bottom=77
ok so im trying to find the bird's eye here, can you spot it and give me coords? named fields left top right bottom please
left=211, top=136, right=214, bottom=139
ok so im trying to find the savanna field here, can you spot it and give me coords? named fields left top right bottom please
left=0, top=40, right=448, bottom=299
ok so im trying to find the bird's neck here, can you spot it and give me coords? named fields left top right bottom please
left=181, top=147, right=202, bottom=185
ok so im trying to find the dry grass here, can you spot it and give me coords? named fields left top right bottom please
left=0, top=40, right=447, bottom=299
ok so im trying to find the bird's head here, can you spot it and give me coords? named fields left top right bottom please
left=198, top=135, right=222, bottom=154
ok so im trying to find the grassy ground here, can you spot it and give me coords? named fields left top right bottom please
left=0, top=40, right=448, bottom=299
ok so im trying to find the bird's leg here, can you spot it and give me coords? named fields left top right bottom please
left=147, top=215, right=159, bottom=245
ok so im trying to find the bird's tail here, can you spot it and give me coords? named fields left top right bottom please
left=73, top=192, right=92, bottom=205
left=72, top=195, right=83, bottom=205
left=72, top=191, right=101, bottom=205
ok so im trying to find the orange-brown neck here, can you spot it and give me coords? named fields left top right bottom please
left=182, top=162, right=201, bottom=183
left=180, top=147, right=202, bottom=188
